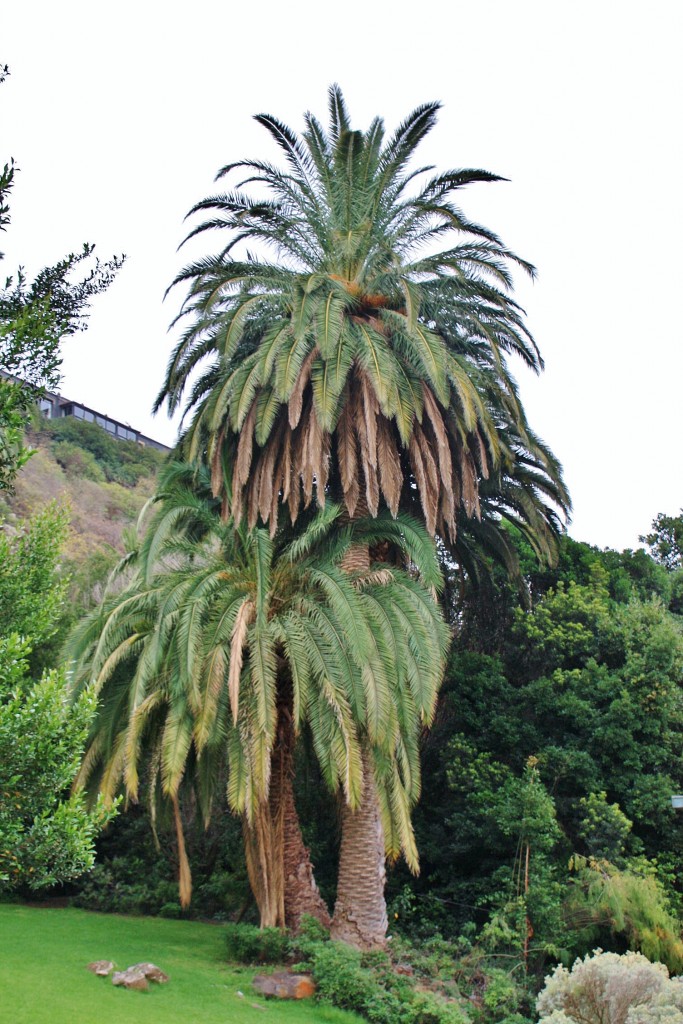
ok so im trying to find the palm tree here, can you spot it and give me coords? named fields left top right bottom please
left=154, top=88, right=568, bottom=944
left=156, top=86, right=562, bottom=544
left=67, top=462, right=448, bottom=932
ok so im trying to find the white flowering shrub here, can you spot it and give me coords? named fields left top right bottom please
left=537, top=950, right=683, bottom=1024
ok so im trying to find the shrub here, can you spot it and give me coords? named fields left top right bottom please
left=566, top=858, right=683, bottom=972
left=158, top=902, right=182, bottom=919
left=391, top=932, right=472, bottom=981
left=309, top=942, right=380, bottom=1011
left=224, top=922, right=289, bottom=965
left=304, top=939, right=469, bottom=1024
left=410, top=990, right=470, bottom=1024
left=537, top=949, right=683, bottom=1024
left=53, top=440, right=105, bottom=481
left=287, top=913, right=331, bottom=961
left=478, top=968, right=527, bottom=1024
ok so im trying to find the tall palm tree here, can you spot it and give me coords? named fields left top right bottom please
left=67, top=462, right=448, bottom=931
left=156, top=86, right=562, bottom=544
left=154, top=88, right=568, bottom=944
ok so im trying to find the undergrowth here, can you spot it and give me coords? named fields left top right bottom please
left=225, top=918, right=534, bottom=1024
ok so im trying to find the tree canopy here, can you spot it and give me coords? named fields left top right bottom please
left=157, top=85, right=568, bottom=551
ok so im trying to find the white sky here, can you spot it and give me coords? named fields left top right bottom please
left=2, top=1, right=682, bottom=552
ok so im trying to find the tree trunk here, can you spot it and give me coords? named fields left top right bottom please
left=330, top=517, right=389, bottom=948
left=273, top=706, right=331, bottom=931
left=243, top=699, right=330, bottom=931
left=330, top=746, right=388, bottom=949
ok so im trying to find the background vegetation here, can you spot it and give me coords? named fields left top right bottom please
left=4, top=391, right=683, bottom=1024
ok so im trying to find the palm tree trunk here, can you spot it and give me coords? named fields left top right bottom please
left=243, top=697, right=330, bottom=931
left=329, top=511, right=389, bottom=948
left=272, top=704, right=331, bottom=931
left=330, top=746, right=387, bottom=948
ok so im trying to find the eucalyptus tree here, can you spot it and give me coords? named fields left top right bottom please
left=67, top=463, right=448, bottom=933
left=155, top=87, right=568, bottom=944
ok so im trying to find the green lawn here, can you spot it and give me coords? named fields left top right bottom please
left=0, top=904, right=361, bottom=1024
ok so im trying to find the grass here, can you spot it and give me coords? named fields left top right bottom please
left=0, top=904, right=362, bottom=1024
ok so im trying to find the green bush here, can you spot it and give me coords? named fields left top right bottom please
left=158, top=902, right=182, bottom=919
left=391, top=932, right=473, bottom=981
left=287, top=913, right=332, bottom=962
left=69, top=801, right=250, bottom=923
left=224, top=922, right=289, bottom=965
left=479, top=969, right=527, bottom=1023
left=303, top=939, right=469, bottom=1024
left=410, top=991, right=470, bottom=1024
left=310, top=942, right=380, bottom=1011
left=71, top=860, right=169, bottom=916
left=53, top=440, right=105, bottom=481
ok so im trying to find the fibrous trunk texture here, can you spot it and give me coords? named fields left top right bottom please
left=330, top=747, right=388, bottom=949
left=274, top=706, right=331, bottom=931
left=330, top=514, right=388, bottom=948
left=242, top=799, right=285, bottom=929
left=243, top=699, right=330, bottom=931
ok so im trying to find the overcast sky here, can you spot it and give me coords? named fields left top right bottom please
left=3, top=1, right=682, bottom=551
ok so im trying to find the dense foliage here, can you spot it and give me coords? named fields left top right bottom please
left=0, top=504, right=114, bottom=891
left=36, top=415, right=165, bottom=486
left=377, top=529, right=683, bottom=976
left=72, top=803, right=248, bottom=920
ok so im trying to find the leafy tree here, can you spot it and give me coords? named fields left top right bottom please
left=577, top=791, right=632, bottom=863
left=0, top=504, right=115, bottom=891
left=390, top=549, right=683, bottom=967
left=0, top=636, right=113, bottom=890
left=641, top=512, right=683, bottom=588
left=0, top=502, right=69, bottom=668
left=0, top=63, right=124, bottom=491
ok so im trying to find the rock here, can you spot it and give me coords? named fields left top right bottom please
left=86, top=960, right=115, bottom=977
left=112, top=968, right=149, bottom=991
left=253, top=971, right=316, bottom=1000
left=109, top=962, right=168, bottom=990
left=128, top=962, right=169, bottom=983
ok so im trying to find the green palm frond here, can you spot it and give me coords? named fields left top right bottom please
left=67, top=463, right=449, bottom=867
left=155, top=88, right=567, bottom=552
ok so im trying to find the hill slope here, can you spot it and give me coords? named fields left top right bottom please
left=1, top=416, right=168, bottom=568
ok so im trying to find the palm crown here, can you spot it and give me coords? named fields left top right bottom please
left=157, top=86, right=563, bottom=543
left=67, top=464, right=449, bottom=878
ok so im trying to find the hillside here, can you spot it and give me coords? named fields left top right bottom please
left=0, top=415, right=169, bottom=568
